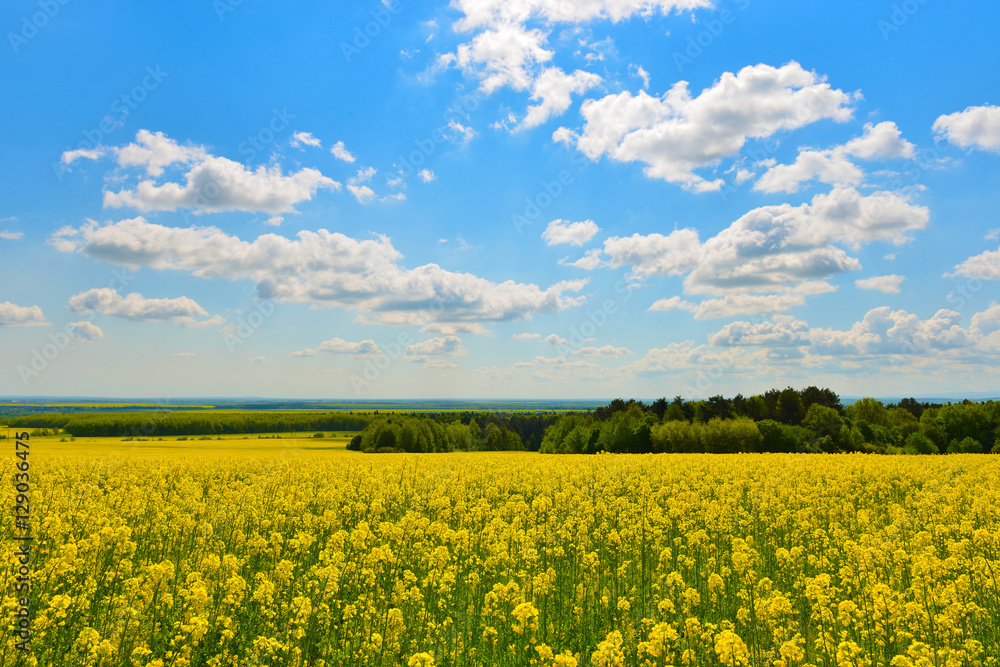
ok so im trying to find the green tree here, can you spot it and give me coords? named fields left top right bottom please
left=663, top=402, right=686, bottom=422
left=947, top=436, right=983, bottom=454
left=803, top=404, right=843, bottom=440
left=775, top=387, right=805, bottom=425
left=847, top=398, right=888, bottom=427
left=904, top=432, right=936, bottom=455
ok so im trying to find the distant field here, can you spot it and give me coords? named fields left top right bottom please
left=4, top=430, right=355, bottom=458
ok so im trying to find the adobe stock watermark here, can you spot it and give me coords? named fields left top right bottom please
left=716, top=95, right=952, bottom=202
left=179, top=107, right=294, bottom=222
left=349, top=331, right=415, bottom=395
left=888, top=276, right=985, bottom=369
left=395, top=91, right=483, bottom=181
left=213, top=0, right=244, bottom=21
left=53, top=65, right=169, bottom=183
left=222, top=299, right=280, bottom=352
left=7, top=0, right=72, bottom=54
left=548, top=278, right=646, bottom=357
left=238, top=106, right=295, bottom=163
left=348, top=294, right=471, bottom=394
left=877, top=0, right=931, bottom=41
left=16, top=267, right=135, bottom=386
left=678, top=294, right=801, bottom=397
left=672, top=0, right=751, bottom=73
left=340, top=0, right=403, bottom=63
left=511, top=152, right=591, bottom=234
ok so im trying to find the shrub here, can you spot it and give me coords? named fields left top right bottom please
left=904, top=432, right=937, bottom=455
left=946, top=437, right=983, bottom=454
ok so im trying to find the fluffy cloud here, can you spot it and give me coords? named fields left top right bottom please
left=442, top=1, right=707, bottom=126
left=290, top=131, right=322, bottom=148
left=559, top=62, right=857, bottom=191
left=445, top=22, right=553, bottom=93
left=91, top=131, right=339, bottom=215
left=650, top=293, right=807, bottom=320
left=330, top=140, right=357, bottom=162
left=406, top=335, right=467, bottom=356
left=60, top=147, right=107, bottom=165
left=972, top=303, right=1000, bottom=336
left=810, top=307, right=977, bottom=356
left=50, top=217, right=588, bottom=327
left=69, top=321, right=104, bottom=341
left=0, top=230, right=24, bottom=240
left=346, top=168, right=380, bottom=203
left=755, top=122, right=916, bottom=193
left=560, top=248, right=605, bottom=269
left=351, top=167, right=377, bottom=183
left=418, top=169, right=436, bottom=183
left=933, top=104, right=1000, bottom=152
left=346, top=185, right=376, bottom=204
left=946, top=245, right=1000, bottom=280
left=451, top=0, right=710, bottom=31
left=66, top=287, right=220, bottom=326
left=106, top=159, right=338, bottom=214
left=754, top=150, right=863, bottom=194
left=521, top=67, right=602, bottom=130
left=512, top=332, right=542, bottom=340
left=706, top=307, right=990, bottom=366
left=602, top=188, right=927, bottom=296
left=603, top=229, right=701, bottom=275
left=0, top=302, right=47, bottom=326
left=114, top=130, right=207, bottom=176
left=292, top=337, right=381, bottom=358
left=444, top=121, right=478, bottom=146
left=709, top=317, right=810, bottom=347
left=542, top=219, right=600, bottom=246
left=855, top=274, right=905, bottom=294
left=843, top=121, right=916, bottom=160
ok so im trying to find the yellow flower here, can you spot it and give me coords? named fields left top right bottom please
left=407, top=652, right=435, bottom=667
left=513, top=601, right=540, bottom=635
left=591, top=631, right=625, bottom=667
left=714, top=630, right=750, bottom=667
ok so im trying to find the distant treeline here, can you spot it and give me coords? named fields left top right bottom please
left=6, top=411, right=373, bottom=436
left=349, top=413, right=562, bottom=452
left=6, top=409, right=561, bottom=445
left=541, top=388, right=1000, bottom=455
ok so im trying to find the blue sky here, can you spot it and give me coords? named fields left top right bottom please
left=2, top=0, right=999, bottom=399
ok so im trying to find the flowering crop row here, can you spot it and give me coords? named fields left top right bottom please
left=3, top=452, right=998, bottom=666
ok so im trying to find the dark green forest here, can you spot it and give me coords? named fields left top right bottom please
left=5, top=411, right=373, bottom=436
left=539, top=388, right=1000, bottom=455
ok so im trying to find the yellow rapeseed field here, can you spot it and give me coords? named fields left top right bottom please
left=4, top=444, right=999, bottom=666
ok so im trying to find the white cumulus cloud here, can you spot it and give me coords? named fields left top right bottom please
left=933, top=104, right=1000, bottom=152
left=66, top=287, right=220, bottom=327
left=0, top=302, right=47, bottom=326
left=855, top=274, right=905, bottom=294
left=50, top=217, right=589, bottom=328
left=561, top=62, right=857, bottom=191
left=542, top=219, right=600, bottom=246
